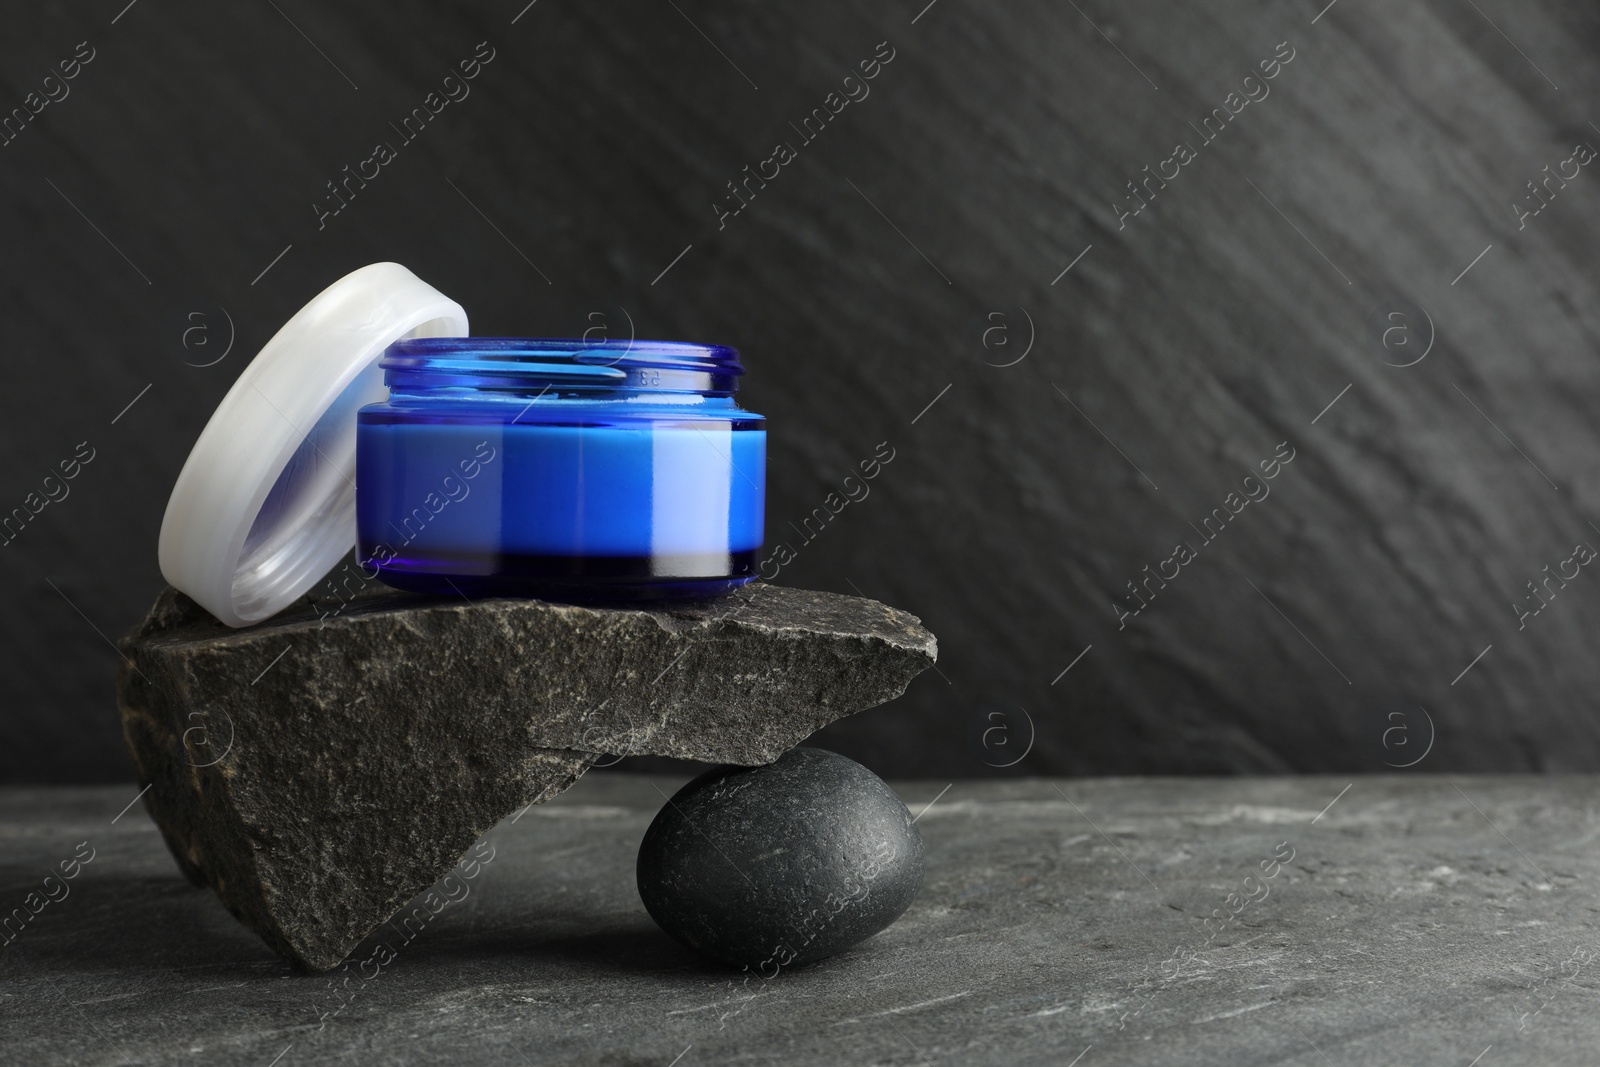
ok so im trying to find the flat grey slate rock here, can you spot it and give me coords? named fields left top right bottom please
left=113, top=580, right=935, bottom=972
left=3, top=776, right=1597, bottom=1066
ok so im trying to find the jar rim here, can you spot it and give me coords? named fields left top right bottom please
left=383, top=337, right=743, bottom=376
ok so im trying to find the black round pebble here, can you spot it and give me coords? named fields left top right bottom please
left=636, top=747, right=924, bottom=971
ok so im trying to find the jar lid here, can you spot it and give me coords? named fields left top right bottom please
left=158, top=263, right=468, bottom=628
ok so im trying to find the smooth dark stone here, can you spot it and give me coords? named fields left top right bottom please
left=636, top=747, right=924, bottom=970
left=115, top=577, right=935, bottom=972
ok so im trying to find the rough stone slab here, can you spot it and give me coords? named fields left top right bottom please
left=4, top=776, right=1598, bottom=1066
left=114, top=580, right=935, bottom=972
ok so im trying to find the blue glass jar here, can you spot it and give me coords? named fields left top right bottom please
left=355, top=338, right=765, bottom=600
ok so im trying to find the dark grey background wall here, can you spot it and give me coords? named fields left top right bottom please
left=4, top=0, right=1599, bottom=783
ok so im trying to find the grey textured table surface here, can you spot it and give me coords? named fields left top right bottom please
left=3, top=775, right=1597, bottom=1066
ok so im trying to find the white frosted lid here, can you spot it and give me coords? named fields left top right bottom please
left=158, top=262, right=468, bottom=628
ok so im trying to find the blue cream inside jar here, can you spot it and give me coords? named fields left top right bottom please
left=355, top=338, right=765, bottom=600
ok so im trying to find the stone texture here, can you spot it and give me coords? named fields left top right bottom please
left=637, top=747, right=924, bottom=969
left=5, top=776, right=1600, bottom=1066
left=114, top=579, right=935, bottom=972
left=14, top=2, right=1600, bottom=787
